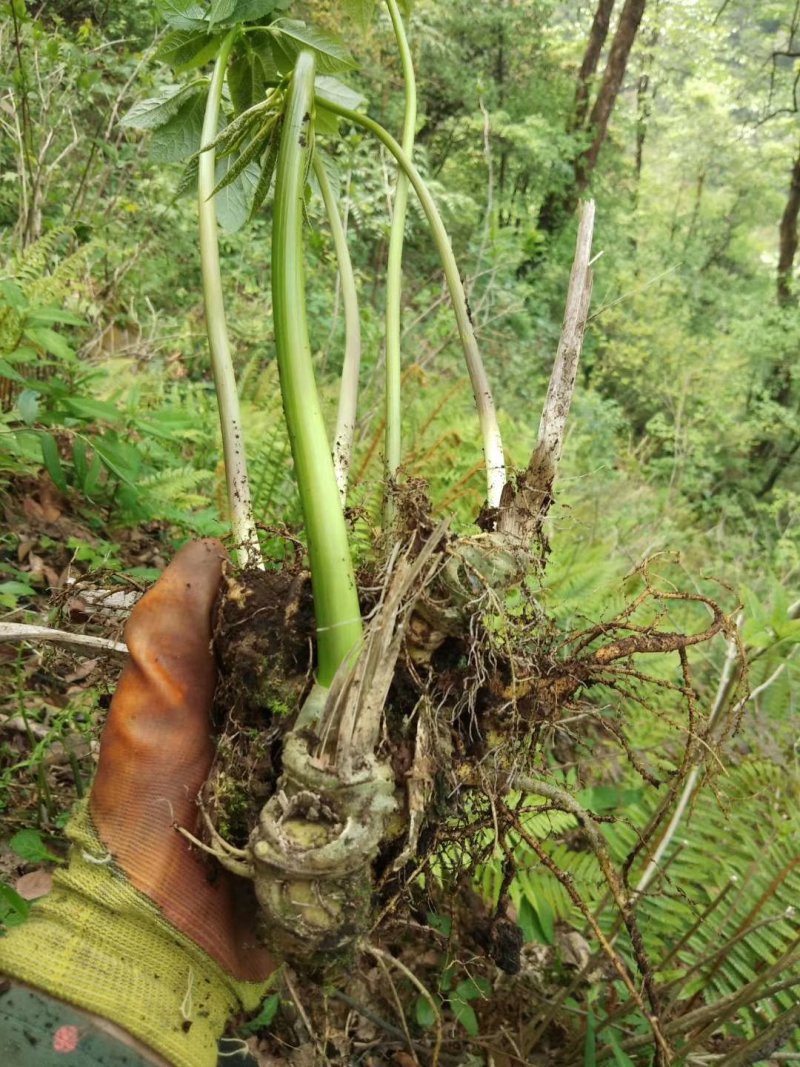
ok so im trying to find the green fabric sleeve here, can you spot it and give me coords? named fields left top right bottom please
left=0, top=803, right=268, bottom=1067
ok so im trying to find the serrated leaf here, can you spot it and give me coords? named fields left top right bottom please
left=121, top=81, right=205, bottom=130
left=24, top=326, right=74, bottom=361
left=215, top=155, right=261, bottom=232
left=9, top=829, right=63, bottom=865
left=150, top=91, right=207, bottom=162
left=158, top=0, right=208, bottom=31
left=208, top=0, right=236, bottom=26
left=205, top=99, right=270, bottom=158
left=272, top=19, right=355, bottom=74
left=218, top=0, right=281, bottom=24
left=174, top=154, right=200, bottom=198
left=210, top=119, right=274, bottom=196
left=156, top=29, right=221, bottom=71
left=0, top=281, right=26, bottom=310
left=308, top=146, right=340, bottom=200
left=249, top=121, right=281, bottom=217
left=228, top=43, right=268, bottom=114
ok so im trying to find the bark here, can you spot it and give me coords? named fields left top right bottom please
left=536, top=0, right=646, bottom=239
left=777, top=144, right=800, bottom=306
left=572, top=0, right=617, bottom=132
left=576, top=0, right=648, bottom=192
left=751, top=146, right=800, bottom=492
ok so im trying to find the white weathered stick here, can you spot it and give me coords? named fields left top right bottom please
left=530, top=199, right=596, bottom=489
left=498, top=200, right=595, bottom=542
left=0, top=622, right=127, bottom=657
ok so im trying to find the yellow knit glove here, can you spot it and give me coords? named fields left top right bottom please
left=0, top=541, right=275, bottom=1065
left=0, top=806, right=267, bottom=1067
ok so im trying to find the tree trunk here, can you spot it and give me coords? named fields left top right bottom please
left=751, top=146, right=800, bottom=493
left=776, top=144, right=800, bottom=306
left=572, top=0, right=617, bottom=132
left=536, top=0, right=646, bottom=239
left=575, top=0, right=648, bottom=193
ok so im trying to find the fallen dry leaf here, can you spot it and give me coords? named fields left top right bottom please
left=15, top=869, right=52, bottom=900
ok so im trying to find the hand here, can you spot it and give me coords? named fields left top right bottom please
left=91, top=538, right=272, bottom=981
left=0, top=540, right=274, bottom=1067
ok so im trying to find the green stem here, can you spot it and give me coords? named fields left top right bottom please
left=311, top=153, right=361, bottom=504
left=273, top=52, right=363, bottom=687
left=199, top=32, right=262, bottom=568
left=318, top=98, right=506, bottom=508
left=383, top=0, right=417, bottom=520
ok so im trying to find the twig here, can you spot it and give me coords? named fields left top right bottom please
left=366, top=944, right=442, bottom=1067
left=0, top=622, right=127, bottom=656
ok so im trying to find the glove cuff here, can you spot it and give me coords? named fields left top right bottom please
left=0, top=803, right=267, bottom=1067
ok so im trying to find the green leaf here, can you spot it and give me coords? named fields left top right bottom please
left=0, top=884, right=31, bottom=931
left=17, top=389, right=40, bottom=425
left=249, top=120, right=281, bottom=217
left=414, top=994, right=436, bottom=1028
left=0, top=359, right=26, bottom=384
left=208, top=0, right=237, bottom=27
left=271, top=19, right=355, bottom=74
left=158, top=0, right=208, bottom=31
left=83, top=451, right=103, bottom=496
left=150, top=91, right=207, bottom=163
left=241, top=992, right=280, bottom=1034
left=228, top=40, right=279, bottom=113
left=156, top=29, right=222, bottom=71
left=40, top=432, right=68, bottom=492
left=451, top=998, right=479, bottom=1037
left=606, top=1033, right=636, bottom=1067
left=583, top=1001, right=596, bottom=1067
left=61, top=396, right=121, bottom=422
left=214, top=155, right=261, bottom=232
left=340, top=0, right=377, bottom=32
left=23, top=326, right=75, bottom=361
left=72, top=438, right=88, bottom=486
left=517, top=894, right=554, bottom=945
left=223, top=0, right=281, bottom=23
left=26, top=307, right=86, bottom=328
left=454, top=976, right=492, bottom=1002
left=210, top=119, right=274, bottom=197
left=0, top=580, right=36, bottom=604
left=0, top=281, right=26, bottom=310
left=426, top=911, right=452, bottom=937
left=314, top=75, right=365, bottom=113
left=121, top=81, right=205, bottom=131
left=174, top=154, right=200, bottom=199
left=93, top=437, right=142, bottom=485
left=3, top=346, right=39, bottom=365
left=9, top=829, right=63, bottom=865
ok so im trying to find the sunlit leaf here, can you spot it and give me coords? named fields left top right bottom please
left=121, top=81, right=205, bottom=130
left=271, top=19, right=355, bottom=74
